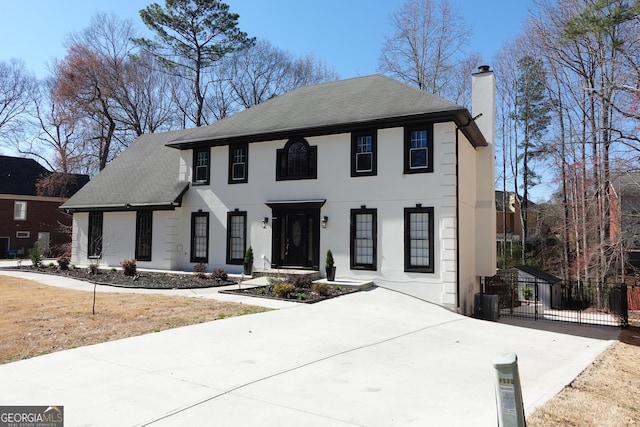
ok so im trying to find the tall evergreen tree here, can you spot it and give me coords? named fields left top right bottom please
left=513, top=55, right=551, bottom=263
left=134, top=0, right=254, bottom=127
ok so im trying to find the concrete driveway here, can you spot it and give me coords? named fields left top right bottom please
left=0, top=270, right=619, bottom=426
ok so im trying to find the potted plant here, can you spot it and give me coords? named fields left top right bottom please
left=325, top=249, right=336, bottom=281
left=521, top=286, right=533, bottom=301
left=244, top=246, right=254, bottom=275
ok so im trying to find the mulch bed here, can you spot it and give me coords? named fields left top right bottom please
left=221, top=284, right=360, bottom=304
left=2, top=265, right=361, bottom=303
left=3, top=266, right=235, bottom=289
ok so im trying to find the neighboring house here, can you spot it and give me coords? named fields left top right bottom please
left=495, top=190, right=537, bottom=248
left=610, top=172, right=640, bottom=269
left=506, top=265, right=563, bottom=309
left=61, top=71, right=496, bottom=315
left=0, top=156, right=89, bottom=258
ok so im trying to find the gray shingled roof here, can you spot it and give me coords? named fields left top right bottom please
left=168, top=74, right=486, bottom=148
left=515, top=265, right=562, bottom=284
left=611, top=172, right=640, bottom=197
left=61, top=129, right=191, bottom=212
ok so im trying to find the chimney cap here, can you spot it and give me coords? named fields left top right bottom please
left=477, top=65, right=491, bottom=73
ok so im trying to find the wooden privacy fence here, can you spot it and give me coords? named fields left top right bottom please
left=629, top=287, right=640, bottom=310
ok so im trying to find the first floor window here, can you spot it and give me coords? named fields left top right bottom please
left=88, top=212, right=103, bottom=258
left=135, top=211, right=153, bottom=261
left=350, top=208, right=377, bottom=270
left=404, top=206, right=434, bottom=273
left=191, top=211, right=209, bottom=263
left=226, top=211, right=246, bottom=264
left=14, top=201, right=27, bottom=220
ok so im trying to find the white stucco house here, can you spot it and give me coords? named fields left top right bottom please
left=61, top=69, right=496, bottom=315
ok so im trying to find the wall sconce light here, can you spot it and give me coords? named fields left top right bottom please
left=262, top=217, right=269, bottom=228
left=322, top=216, right=328, bottom=228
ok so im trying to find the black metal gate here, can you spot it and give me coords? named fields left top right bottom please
left=483, top=275, right=628, bottom=328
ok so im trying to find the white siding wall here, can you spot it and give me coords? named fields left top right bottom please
left=71, top=210, right=182, bottom=271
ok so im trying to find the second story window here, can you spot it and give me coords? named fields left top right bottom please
left=14, top=201, right=27, bottom=220
left=351, top=130, right=377, bottom=177
left=228, top=143, right=248, bottom=184
left=193, top=148, right=210, bottom=185
left=276, top=138, right=317, bottom=181
left=404, top=124, right=433, bottom=173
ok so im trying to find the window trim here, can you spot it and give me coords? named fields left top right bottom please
left=88, top=212, right=103, bottom=258
left=135, top=210, right=153, bottom=262
left=14, top=201, right=27, bottom=221
left=226, top=210, right=247, bottom=264
left=192, top=148, right=211, bottom=185
left=276, top=137, right=317, bottom=181
left=190, top=211, right=210, bottom=263
left=350, top=207, right=377, bottom=270
left=228, top=143, right=248, bottom=184
left=404, top=124, right=434, bottom=174
left=351, top=130, right=377, bottom=177
left=404, top=206, right=435, bottom=273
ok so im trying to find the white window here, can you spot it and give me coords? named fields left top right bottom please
left=14, top=201, right=27, bottom=220
left=16, top=231, right=30, bottom=239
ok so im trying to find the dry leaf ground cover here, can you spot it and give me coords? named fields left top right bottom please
left=0, top=276, right=270, bottom=364
left=526, top=326, right=640, bottom=427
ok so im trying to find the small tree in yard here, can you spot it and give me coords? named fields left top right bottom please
left=28, top=242, right=43, bottom=268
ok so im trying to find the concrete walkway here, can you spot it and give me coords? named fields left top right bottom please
left=0, top=269, right=620, bottom=426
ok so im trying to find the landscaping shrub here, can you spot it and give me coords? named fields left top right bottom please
left=287, top=274, right=313, bottom=289
left=311, top=282, right=330, bottom=296
left=57, top=256, right=70, bottom=271
left=211, top=267, right=228, bottom=281
left=121, top=258, right=137, bottom=277
left=193, top=263, right=208, bottom=279
left=273, top=282, right=295, bottom=298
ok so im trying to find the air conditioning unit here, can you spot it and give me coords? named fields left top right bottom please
left=474, top=293, right=499, bottom=321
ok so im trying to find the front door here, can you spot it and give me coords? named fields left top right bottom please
left=268, top=202, right=323, bottom=270
left=0, top=237, right=8, bottom=258
left=284, top=214, right=309, bottom=267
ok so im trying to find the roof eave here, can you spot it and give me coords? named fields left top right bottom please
left=61, top=183, right=190, bottom=214
left=166, top=109, right=487, bottom=149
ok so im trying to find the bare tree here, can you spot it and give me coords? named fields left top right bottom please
left=378, top=0, right=475, bottom=104
left=0, top=58, right=37, bottom=146
left=23, top=77, right=91, bottom=174
left=222, top=39, right=339, bottom=110
left=114, top=52, right=177, bottom=135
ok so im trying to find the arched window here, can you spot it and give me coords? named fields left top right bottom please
left=276, top=138, right=317, bottom=180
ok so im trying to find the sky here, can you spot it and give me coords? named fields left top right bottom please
left=0, top=0, right=531, bottom=79
left=1, top=0, right=536, bottom=196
